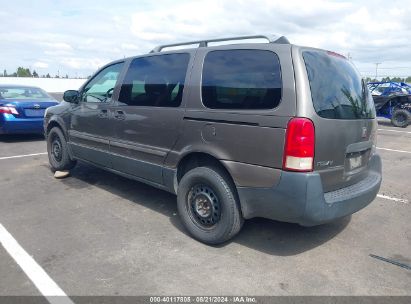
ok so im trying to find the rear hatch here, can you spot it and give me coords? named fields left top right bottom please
left=302, top=50, right=377, bottom=192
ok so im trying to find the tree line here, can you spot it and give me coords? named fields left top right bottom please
left=1, top=66, right=410, bottom=83
left=364, top=76, right=411, bottom=83
left=0, top=67, right=88, bottom=79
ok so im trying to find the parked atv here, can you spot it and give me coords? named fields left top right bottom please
left=368, top=82, right=411, bottom=127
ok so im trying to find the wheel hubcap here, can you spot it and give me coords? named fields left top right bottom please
left=188, top=184, right=220, bottom=228
left=52, top=137, right=62, bottom=162
left=397, top=114, right=406, bottom=123
left=194, top=195, right=212, bottom=218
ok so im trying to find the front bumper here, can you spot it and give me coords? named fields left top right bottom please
left=237, top=154, right=382, bottom=226
left=0, top=115, right=45, bottom=134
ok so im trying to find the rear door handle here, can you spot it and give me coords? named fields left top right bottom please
left=98, top=109, right=108, bottom=118
left=114, top=110, right=126, bottom=120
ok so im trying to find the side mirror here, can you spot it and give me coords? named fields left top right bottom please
left=63, top=90, right=79, bottom=103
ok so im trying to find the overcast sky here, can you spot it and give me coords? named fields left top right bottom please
left=1, top=0, right=410, bottom=78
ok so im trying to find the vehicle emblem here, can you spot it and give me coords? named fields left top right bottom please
left=317, top=160, right=334, bottom=167
left=362, top=127, right=367, bottom=138
left=33, top=104, right=41, bottom=109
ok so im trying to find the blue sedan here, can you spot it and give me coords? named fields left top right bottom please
left=0, top=85, right=59, bottom=134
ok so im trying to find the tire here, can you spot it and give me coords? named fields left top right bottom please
left=177, top=166, right=243, bottom=244
left=47, top=127, right=76, bottom=172
left=391, top=109, right=410, bottom=128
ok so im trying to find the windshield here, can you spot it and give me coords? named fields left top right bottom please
left=303, top=50, right=375, bottom=119
left=0, top=86, right=52, bottom=100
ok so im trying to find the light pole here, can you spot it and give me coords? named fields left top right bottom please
left=375, top=63, right=381, bottom=81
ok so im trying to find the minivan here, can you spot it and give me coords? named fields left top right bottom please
left=44, top=35, right=382, bottom=244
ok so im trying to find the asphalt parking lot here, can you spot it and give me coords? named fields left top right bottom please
left=0, top=121, right=410, bottom=297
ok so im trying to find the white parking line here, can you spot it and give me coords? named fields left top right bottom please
left=377, top=147, right=411, bottom=154
left=378, top=128, right=411, bottom=134
left=0, top=152, right=47, bottom=160
left=377, top=194, right=409, bottom=204
left=0, top=223, right=74, bottom=304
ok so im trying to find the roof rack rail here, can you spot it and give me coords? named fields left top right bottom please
left=150, top=34, right=290, bottom=53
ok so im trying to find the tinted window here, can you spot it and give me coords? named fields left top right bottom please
left=202, top=50, right=282, bottom=110
left=303, top=51, right=375, bottom=119
left=82, top=62, right=124, bottom=103
left=119, top=53, right=190, bottom=107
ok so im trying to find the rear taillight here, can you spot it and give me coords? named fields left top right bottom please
left=0, top=106, right=19, bottom=115
left=283, top=118, right=315, bottom=172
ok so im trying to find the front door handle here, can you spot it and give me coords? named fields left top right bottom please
left=114, top=110, right=126, bottom=120
left=98, top=109, right=108, bottom=118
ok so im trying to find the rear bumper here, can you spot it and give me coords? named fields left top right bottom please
left=237, top=154, right=382, bottom=226
left=0, top=115, right=45, bottom=134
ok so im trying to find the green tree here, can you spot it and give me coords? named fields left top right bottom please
left=364, top=77, right=378, bottom=83
left=32, top=70, right=39, bottom=78
left=405, top=76, right=411, bottom=83
left=391, top=77, right=403, bottom=82
left=16, top=67, right=32, bottom=77
left=46, top=73, right=51, bottom=78
left=3, top=69, right=6, bottom=77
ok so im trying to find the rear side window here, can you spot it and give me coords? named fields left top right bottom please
left=202, top=50, right=282, bottom=110
left=303, top=50, right=375, bottom=119
left=119, top=53, right=190, bottom=107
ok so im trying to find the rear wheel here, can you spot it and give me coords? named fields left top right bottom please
left=177, top=166, right=243, bottom=245
left=47, top=127, right=76, bottom=172
left=391, top=109, right=410, bottom=128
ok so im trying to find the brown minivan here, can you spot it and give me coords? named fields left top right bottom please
left=44, top=35, right=382, bottom=244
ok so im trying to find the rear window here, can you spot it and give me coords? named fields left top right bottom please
left=202, top=50, right=282, bottom=110
left=0, top=87, right=51, bottom=100
left=303, top=50, right=375, bottom=119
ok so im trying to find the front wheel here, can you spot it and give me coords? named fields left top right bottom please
left=177, top=166, right=243, bottom=244
left=47, top=127, right=76, bottom=172
left=391, top=109, right=410, bottom=128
